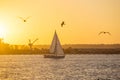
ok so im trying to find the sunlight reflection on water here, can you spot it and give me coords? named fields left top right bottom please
left=0, top=54, right=119, bottom=80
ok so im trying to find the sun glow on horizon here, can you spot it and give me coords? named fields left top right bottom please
left=0, top=23, right=8, bottom=39
left=0, top=0, right=120, bottom=44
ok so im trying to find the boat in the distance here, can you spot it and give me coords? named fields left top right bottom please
left=44, top=31, right=65, bottom=58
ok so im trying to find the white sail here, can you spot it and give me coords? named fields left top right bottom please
left=49, top=31, right=64, bottom=56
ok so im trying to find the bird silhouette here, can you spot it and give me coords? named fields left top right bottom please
left=18, top=16, right=31, bottom=22
left=98, top=31, right=111, bottom=35
left=61, top=21, right=65, bottom=27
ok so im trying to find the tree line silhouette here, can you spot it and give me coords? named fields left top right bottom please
left=0, top=38, right=120, bottom=55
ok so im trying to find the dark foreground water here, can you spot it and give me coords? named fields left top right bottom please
left=0, top=54, right=119, bottom=80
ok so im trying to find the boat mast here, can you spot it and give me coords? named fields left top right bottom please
left=54, top=30, right=57, bottom=56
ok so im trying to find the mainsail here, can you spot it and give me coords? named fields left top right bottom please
left=49, top=31, right=64, bottom=56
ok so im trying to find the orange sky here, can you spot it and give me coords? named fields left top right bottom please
left=0, top=0, right=120, bottom=45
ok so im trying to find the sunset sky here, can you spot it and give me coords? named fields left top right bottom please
left=0, top=0, right=120, bottom=45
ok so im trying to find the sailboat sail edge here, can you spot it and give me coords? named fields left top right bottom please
left=44, top=31, right=65, bottom=58
left=50, top=31, right=64, bottom=55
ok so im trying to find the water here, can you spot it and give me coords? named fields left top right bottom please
left=0, top=54, right=119, bottom=80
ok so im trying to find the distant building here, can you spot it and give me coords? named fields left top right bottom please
left=0, top=38, right=10, bottom=52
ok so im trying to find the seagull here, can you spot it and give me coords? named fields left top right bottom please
left=61, top=21, right=65, bottom=27
left=98, top=31, right=111, bottom=35
left=18, top=16, right=31, bottom=22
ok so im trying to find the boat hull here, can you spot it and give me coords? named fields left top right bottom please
left=44, top=54, right=65, bottom=58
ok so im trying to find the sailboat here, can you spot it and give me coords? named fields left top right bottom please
left=44, top=31, right=65, bottom=58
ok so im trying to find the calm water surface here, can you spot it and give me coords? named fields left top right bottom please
left=0, top=54, right=119, bottom=80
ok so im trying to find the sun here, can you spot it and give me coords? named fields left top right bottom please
left=0, top=24, right=7, bottom=38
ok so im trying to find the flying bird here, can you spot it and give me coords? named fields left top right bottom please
left=18, top=16, right=31, bottom=22
left=61, top=21, right=65, bottom=27
left=98, top=31, right=111, bottom=35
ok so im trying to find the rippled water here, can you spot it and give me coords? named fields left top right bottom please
left=0, top=54, right=120, bottom=80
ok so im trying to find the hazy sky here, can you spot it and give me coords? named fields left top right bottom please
left=0, top=0, right=120, bottom=45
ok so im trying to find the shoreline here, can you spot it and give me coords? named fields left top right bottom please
left=0, top=48, right=120, bottom=55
